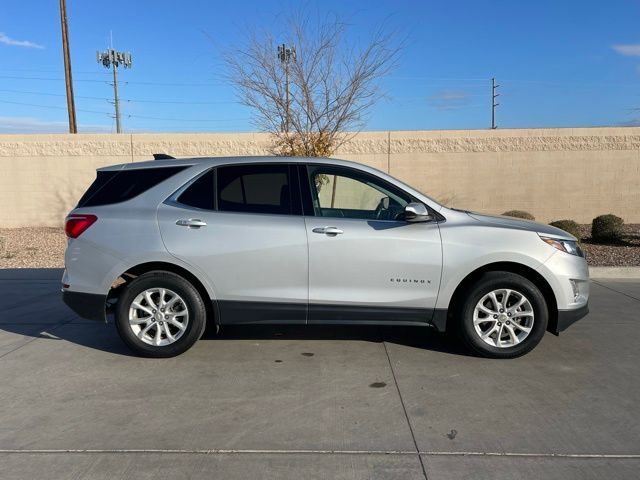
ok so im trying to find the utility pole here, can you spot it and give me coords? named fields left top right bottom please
left=491, top=77, right=500, bottom=129
left=59, top=0, right=77, bottom=133
left=97, top=40, right=132, bottom=133
left=277, top=43, right=296, bottom=133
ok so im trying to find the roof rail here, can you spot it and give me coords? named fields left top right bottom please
left=153, top=153, right=176, bottom=160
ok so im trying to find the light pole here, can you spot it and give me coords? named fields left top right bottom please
left=97, top=47, right=132, bottom=133
left=277, top=43, right=296, bottom=133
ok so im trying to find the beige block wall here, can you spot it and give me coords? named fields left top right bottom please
left=387, top=129, right=640, bottom=222
left=0, top=128, right=638, bottom=227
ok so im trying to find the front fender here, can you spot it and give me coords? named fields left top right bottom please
left=435, top=225, right=555, bottom=310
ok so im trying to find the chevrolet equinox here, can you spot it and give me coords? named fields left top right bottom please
left=62, top=156, right=589, bottom=358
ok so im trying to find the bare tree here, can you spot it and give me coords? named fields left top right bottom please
left=224, top=12, right=399, bottom=157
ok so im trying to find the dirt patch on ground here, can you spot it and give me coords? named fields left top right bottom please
left=0, top=225, right=638, bottom=269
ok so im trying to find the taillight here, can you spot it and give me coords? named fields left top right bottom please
left=65, top=214, right=97, bottom=238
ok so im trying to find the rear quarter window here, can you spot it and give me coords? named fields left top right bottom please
left=78, top=166, right=187, bottom=207
left=176, top=170, right=215, bottom=210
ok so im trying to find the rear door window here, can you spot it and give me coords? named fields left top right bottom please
left=216, top=164, right=293, bottom=215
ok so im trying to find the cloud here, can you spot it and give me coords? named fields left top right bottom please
left=429, top=90, right=470, bottom=111
left=618, top=118, right=640, bottom=127
left=0, top=32, right=44, bottom=49
left=0, top=117, right=111, bottom=133
left=611, top=44, right=640, bottom=57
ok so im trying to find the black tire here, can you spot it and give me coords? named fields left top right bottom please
left=455, top=271, right=548, bottom=359
left=115, top=271, right=207, bottom=358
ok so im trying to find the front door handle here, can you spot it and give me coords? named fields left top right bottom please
left=176, top=218, right=207, bottom=228
left=312, top=226, right=343, bottom=235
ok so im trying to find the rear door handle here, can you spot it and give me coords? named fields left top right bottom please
left=312, top=226, right=343, bottom=235
left=176, top=218, right=207, bottom=228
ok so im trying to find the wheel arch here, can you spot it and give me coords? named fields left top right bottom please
left=110, top=261, right=217, bottom=326
left=445, top=261, right=558, bottom=334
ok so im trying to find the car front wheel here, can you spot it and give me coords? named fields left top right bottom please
left=115, top=271, right=207, bottom=358
left=457, top=272, right=548, bottom=358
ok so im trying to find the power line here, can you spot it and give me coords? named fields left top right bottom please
left=0, top=99, right=111, bottom=116
left=0, top=75, right=227, bottom=87
left=125, top=114, right=248, bottom=122
left=120, top=80, right=228, bottom=87
left=0, top=75, right=110, bottom=83
left=391, top=76, right=489, bottom=80
left=0, top=68, right=108, bottom=74
left=121, top=98, right=237, bottom=105
left=0, top=88, right=109, bottom=101
left=2, top=74, right=638, bottom=89
left=0, top=88, right=237, bottom=105
left=0, top=99, right=247, bottom=123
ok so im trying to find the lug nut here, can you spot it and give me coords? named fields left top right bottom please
left=499, top=309, right=504, bottom=313
left=165, top=315, right=169, bottom=319
left=507, top=312, right=512, bottom=317
left=493, top=314, right=498, bottom=319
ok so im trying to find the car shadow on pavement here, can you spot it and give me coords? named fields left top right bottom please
left=201, top=324, right=473, bottom=357
left=0, top=318, right=472, bottom=358
left=0, top=319, right=132, bottom=357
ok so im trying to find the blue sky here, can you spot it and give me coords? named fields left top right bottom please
left=1, top=0, right=639, bottom=133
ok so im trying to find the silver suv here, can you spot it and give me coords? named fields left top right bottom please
left=62, top=156, right=589, bottom=358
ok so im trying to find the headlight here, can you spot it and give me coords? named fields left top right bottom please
left=540, top=236, right=584, bottom=257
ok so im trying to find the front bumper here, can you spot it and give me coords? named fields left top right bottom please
left=538, top=251, right=589, bottom=310
left=552, top=304, right=589, bottom=335
left=62, top=290, right=106, bottom=322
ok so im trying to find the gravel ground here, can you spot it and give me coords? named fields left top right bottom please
left=0, top=225, right=639, bottom=269
left=0, top=228, right=67, bottom=269
left=577, top=224, right=640, bottom=267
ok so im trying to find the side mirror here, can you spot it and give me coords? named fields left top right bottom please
left=405, top=202, right=433, bottom=223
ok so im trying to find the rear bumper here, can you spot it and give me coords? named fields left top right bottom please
left=553, top=304, right=589, bottom=334
left=62, top=290, right=106, bottom=322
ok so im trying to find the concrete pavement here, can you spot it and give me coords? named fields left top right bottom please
left=0, top=269, right=639, bottom=479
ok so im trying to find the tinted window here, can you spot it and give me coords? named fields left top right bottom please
left=309, top=166, right=411, bottom=220
left=217, top=164, right=292, bottom=215
left=76, top=171, right=118, bottom=207
left=78, top=166, right=187, bottom=207
left=177, top=170, right=215, bottom=210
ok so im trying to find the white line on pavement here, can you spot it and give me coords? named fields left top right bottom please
left=0, top=449, right=638, bottom=458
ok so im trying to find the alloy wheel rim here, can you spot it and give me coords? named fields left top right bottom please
left=473, top=288, right=534, bottom=348
left=128, top=288, right=189, bottom=346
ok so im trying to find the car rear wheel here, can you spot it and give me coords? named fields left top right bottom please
left=457, top=272, right=548, bottom=358
left=115, top=271, right=207, bottom=358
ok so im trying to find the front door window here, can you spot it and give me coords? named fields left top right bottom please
left=309, top=166, right=410, bottom=221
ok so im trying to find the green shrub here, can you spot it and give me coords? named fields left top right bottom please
left=549, top=220, right=581, bottom=239
left=502, top=210, right=535, bottom=221
left=591, top=214, right=624, bottom=243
